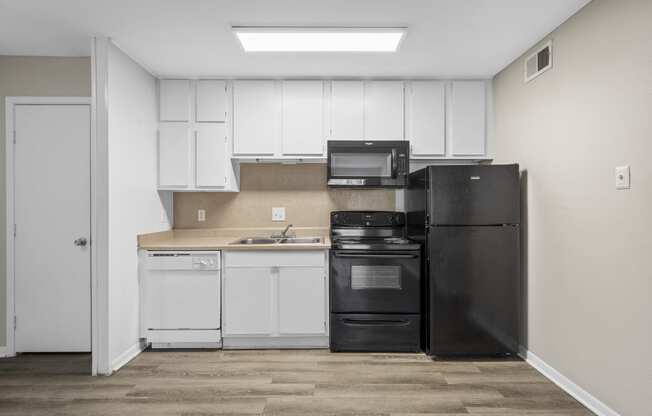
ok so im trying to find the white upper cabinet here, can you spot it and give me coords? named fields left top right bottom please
left=159, top=79, right=191, bottom=121
left=196, top=80, right=227, bottom=122
left=364, top=81, right=404, bottom=140
left=449, top=81, right=486, bottom=156
left=233, top=80, right=280, bottom=155
left=407, top=81, right=446, bottom=157
left=158, top=123, right=190, bottom=187
left=330, top=81, right=364, bottom=139
left=282, top=80, right=324, bottom=156
left=195, top=124, right=227, bottom=188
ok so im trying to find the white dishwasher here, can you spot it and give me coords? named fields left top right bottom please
left=143, top=251, right=221, bottom=348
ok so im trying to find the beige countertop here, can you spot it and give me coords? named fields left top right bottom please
left=138, top=227, right=331, bottom=251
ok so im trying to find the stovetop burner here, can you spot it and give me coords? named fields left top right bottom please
left=330, top=211, right=421, bottom=251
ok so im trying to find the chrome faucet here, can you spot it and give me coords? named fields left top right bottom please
left=273, top=224, right=294, bottom=239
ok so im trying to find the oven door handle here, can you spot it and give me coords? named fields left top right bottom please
left=333, top=253, right=419, bottom=259
left=341, top=318, right=411, bottom=327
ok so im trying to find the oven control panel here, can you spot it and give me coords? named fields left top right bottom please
left=331, top=211, right=405, bottom=227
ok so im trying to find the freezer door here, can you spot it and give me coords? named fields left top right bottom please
left=428, top=165, right=520, bottom=225
left=427, top=226, right=519, bottom=356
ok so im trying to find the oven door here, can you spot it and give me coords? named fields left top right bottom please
left=330, top=250, right=421, bottom=313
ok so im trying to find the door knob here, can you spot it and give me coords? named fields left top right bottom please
left=74, top=237, right=88, bottom=247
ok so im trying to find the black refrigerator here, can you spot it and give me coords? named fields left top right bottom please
left=406, top=164, right=520, bottom=357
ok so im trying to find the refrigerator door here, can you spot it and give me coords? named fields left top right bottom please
left=406, top=168, right=429, bottom=243
left=427, top=165, right=520, bottom=225
left=427, top=226, right=519, bottom=356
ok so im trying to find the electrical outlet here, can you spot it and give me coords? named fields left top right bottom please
left=272, top=207, right=286, bottom=222
left=197, top=209, right=206, bottom=222
left=615, top=166, right=630, bottom=190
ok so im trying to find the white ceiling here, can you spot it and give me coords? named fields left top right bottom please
left=0, top=0, right=591, bottom=78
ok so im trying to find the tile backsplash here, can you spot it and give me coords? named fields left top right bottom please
left=173, top=164, right=396, bottom=228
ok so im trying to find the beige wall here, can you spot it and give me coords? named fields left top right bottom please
left=174, top=164, right=396, bottom=228
left=0, top=56, right=92, bottom=347
left=493, top=1, right=652, bottom=414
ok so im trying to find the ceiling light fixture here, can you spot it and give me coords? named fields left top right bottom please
left=232, top=26, right=407, bottom=52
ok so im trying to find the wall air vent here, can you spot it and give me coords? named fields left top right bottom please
left=524, top=40, right=552, bottom=83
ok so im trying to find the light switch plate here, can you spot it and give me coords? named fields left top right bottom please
left=197, top=209, right=206, bottom=222
left=615, top=166, right=630, bottom=190
left=272, top=207, right=286, bottom=222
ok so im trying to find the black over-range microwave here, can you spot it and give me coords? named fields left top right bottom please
left=327, top=140, right=409, bottom=188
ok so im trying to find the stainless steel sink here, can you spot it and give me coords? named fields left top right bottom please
left=229, top=236, right=322, bottom=245
left=278, top=237, right=322, bottom=244
left=230, top=237, right=278, bottom=245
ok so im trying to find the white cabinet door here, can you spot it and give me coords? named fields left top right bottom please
left=160, top=79, right=191, bottom=121
left=407, top=81, right=446, bottom=156
left=223, top=268, right=273, bottom=335
left=196, top=80, right=227, bottom=122
left=233, top=80, right=279, bottom=155
left=450, top=81, right=486, bottom=156
left=282, top=80, right=324, bottom=155
left=158, top=123, right=190, bottom=187
left=364, top=81, right=404, bottom=140
left=278, top=268, right=326, bottom=335
left=195, top=124, right=227, bottom=188
left=330, top=80, right=364, bottom=139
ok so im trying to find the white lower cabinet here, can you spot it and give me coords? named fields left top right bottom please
left=278, top=268, right=326, bottom=335
left=222, top=251, right=328, bottom=348
left=222, top=267, right=272, bottom=335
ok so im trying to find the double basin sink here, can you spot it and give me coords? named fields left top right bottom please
left=230, top=236, right=322, bottom=245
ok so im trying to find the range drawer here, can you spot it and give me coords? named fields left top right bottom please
left=330, top=313, right=421, bottom=352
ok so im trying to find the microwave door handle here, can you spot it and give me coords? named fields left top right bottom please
left=391, top=148, right=398, bottom=178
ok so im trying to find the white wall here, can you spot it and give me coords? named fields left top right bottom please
left=106, top=41, right=172, bottom=370
left=493, top=0, right=652, bottom=414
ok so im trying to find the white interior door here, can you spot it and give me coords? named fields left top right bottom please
left=13, top=104, right=91, bottom=352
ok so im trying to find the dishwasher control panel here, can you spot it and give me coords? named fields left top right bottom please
left=146, top=251, right=220, bottom=271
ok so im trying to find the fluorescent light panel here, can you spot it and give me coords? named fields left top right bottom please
left=233, top=27, right=406, bottom=52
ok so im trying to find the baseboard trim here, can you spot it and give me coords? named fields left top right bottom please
left=521, top=349, right=620, bottom=416
left=223, top=336, right=329, bottom=349
left=111, top=340, right=145, bottom=373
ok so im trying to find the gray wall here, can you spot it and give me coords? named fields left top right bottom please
left=493, top=0, right=652, bottom=414
left=0, top=56, right=91, bottom=346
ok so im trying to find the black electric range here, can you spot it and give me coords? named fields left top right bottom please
left=329, top=211, right=421, bottom=352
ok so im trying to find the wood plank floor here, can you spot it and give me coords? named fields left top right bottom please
left=0, top=350, right=594, bottom=415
